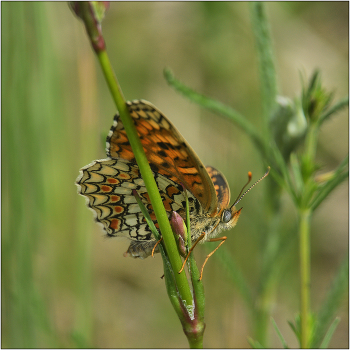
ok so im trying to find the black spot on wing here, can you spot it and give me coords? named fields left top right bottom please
left=158, top=142, right=170, bottom=150
left=157, top=149, right=167, bottom=157
left=150, top=164, right=159, bottom=172
left=161, top=162, right=170, bottom=168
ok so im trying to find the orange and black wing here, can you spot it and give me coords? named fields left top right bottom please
left=76, top=158, right=198, bottom=240
left=206, top=166, right=231, bottom=215
left=106, top=100, right=218, bottom=216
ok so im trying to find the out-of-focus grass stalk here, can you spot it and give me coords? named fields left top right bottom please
left=72, top=35, right=99, bottom=349
left=3, top=2, right=97, bottom=347
left=250, top=1, right=278, bottom=131
left=250, top=3, right=279, bottom=346
left=3, top=3, right=44, bottom=347
left=2, top=2, right=65, bottom=347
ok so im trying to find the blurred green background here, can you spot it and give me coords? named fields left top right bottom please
left=2, top=2, right=348, bottom=348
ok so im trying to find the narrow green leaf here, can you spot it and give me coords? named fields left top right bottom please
left=132, top=190, right=160, bottom=241
left=337, top=154, right=349, bottom=172
left=287, top=318, right=300, bottom=343
left=311, top=155, right=349, bottom=211
left=163, top=68, right=265, bottom=155
left=132, top=190, right=160, bottom=240
left=310, top=256, right=348, bottom=348
left=319, top=317, right=341, bottom=349
left=317, top=96, right=349, bottom=127
left=271, top=317, right=289, bottom=348
left=133, top=190, right=171, bottom=264
left=301, top=70, right=334, bottom=123
left=307, top=70, right=320, bottom=92
left=248, top=337, right=265, bottom=349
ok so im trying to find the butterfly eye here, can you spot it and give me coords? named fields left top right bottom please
left=222, top=209, right=232, bottom=223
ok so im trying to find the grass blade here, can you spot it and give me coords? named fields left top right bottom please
left=163, top=68, right=265, bottom=155
left=310, top=256, right=348, bottom=347
left=311, top=155, right=349, bottom=211
left=271, top=317, right=289, bottom=348
left=318, top=97, right=349, bottom=127
left=319, top=317, right=341, bottom=349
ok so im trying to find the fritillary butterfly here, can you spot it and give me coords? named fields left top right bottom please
left=76, top=100, right=244, bottom=259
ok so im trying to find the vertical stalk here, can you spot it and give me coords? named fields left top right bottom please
left=299, top=208, right=311, bottom=348
left=95, top=49, right=193, bottom=306
left=250, top=3, right=280, bottom=346
left=250, top=2, right=278, bottom=128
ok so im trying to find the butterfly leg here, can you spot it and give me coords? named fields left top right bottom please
left=152, top=237, right=163, bottom=257
left=178, top=233, right=205, bottom=274
left=199, top=236, right=227, bottom=281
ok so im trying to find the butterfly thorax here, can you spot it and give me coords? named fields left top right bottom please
left=189, top=204, right=241, bottom=243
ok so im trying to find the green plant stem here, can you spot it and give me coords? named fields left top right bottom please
left=299, top=208, right=311, bottom=348
left=184, top=188, right=205, bottom=348
left=96, top=49, right=193, bottom=306
left=250, top=2, right=278, bottom=127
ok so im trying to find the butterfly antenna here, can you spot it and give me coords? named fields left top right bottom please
left=233, top=167, right=270, bottom=206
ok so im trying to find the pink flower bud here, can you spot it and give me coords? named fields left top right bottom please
left=170, top=212, right=188, bottom=257
left=69, top=2, right=109, bottom=52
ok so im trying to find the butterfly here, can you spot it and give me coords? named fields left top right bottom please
left=76, top=100, right=267, bottom=271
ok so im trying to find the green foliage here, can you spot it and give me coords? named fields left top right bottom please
left=165, top=2, right=348, bottom=348
left=2, top=2, right=347, bottom=348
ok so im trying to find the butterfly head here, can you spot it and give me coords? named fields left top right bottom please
left=221, top=206, right=242, bottom=229
left=218, top=167, right=270, bottom=231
